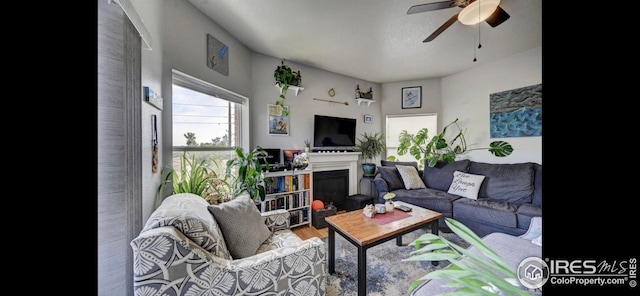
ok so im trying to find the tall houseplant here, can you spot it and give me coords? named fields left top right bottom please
left=225, top=146, right=272, bottom=202
left=397, top=118, right=513, bottom=168
left=356, top=132, right=386, bottom=177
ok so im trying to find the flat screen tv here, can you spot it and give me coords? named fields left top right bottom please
left=313, top=115, right=357, bottom=148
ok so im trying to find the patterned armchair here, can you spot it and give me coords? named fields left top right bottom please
left=130, top=193, right=326, bottom=295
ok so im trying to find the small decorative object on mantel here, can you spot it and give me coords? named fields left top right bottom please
left=304, top=139, right=311, bottom=152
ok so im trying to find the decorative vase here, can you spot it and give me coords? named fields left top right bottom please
left=385, top=201, right=394, bottom=212
left=305, top=146, right=310, bottom=152
left=362, top=163, right=376, bottom=177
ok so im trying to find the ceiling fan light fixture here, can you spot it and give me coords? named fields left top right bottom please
left=458, top=0, right=500, bottom=25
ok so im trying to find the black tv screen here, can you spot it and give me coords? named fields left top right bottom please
left=313, top=115, right=357, bottom=148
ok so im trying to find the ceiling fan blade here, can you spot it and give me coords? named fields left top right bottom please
left=484, top=6, right=510, bottom=27
left=423, top=13, right=459, bottom=42
left=407, top=0, right=465, bottom=14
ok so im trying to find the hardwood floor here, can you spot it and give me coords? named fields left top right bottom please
left=292, top=224, right=328, bottom=240
left=292, top=210, right=347, bottom=240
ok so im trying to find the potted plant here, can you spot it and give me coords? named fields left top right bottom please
left=304, top=139, right=311, bottom=152
left=273, top=59, right=301, bottom=116
left=355, top=132, right=386, bottom=177
left=225, top=146, right=273, bottom=203
left=156, top=151, right=230, bottom=208
left=397, top=118, right=513, bottom=168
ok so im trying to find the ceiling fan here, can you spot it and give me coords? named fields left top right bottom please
left=408, top=0, right=510, bottom=43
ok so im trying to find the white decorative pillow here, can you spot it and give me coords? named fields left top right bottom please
left=208, top=193, right=272, bottom=259
left=396, top=165, right=427, bottom=190
left=447, top=170, right=486, bottom=200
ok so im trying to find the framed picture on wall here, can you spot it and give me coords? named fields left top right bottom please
left=402, top=86, right=422, bottom=109
left=268, top=104, right=289, bottom=136
left=364, top=114, right=373, bottom=124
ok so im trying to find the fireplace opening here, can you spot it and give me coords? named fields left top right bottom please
left=313, top=169, right=349, bottom=211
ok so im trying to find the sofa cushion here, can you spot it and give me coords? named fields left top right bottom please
left=378, top=166, right=405, bottom=191
left=397, top=165, right=427, bottom=189
left=143, top=193, right=231, bottom=259
left=381, top=160, right=422, bottom=178
left=389, top=188, right=461, bottom=215
left=208, top=193, right=272, bottom=259
left=468, top=162, right=534, bottom=203
left=531, top=163, right=542, bottom=207
left=452, top=198, right=519, bottom=228
left=423, top=159, right=470, bottom=191
left=447, top=171, right=485, bottom=200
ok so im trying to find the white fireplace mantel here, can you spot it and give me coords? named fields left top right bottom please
left=307, top=152, right=361, bottom=195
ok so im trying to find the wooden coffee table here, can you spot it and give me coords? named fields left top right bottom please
left=324, top=201, right=443, bottom=296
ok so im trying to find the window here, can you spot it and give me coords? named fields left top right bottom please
left=385, top=113, right=437, bottom=168
left=172, top=70, right=246, bottom=177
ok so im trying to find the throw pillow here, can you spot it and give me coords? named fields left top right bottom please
left=207, top=193, right=272, bottom=259
left=378, top=166, right=405, bottom=191
left=396, top=165, right=426, bottom=190
left=447, top=170, right=486, bottom=200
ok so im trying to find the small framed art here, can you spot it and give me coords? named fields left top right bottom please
left=207, top=34, right=229, bottom=76
left=268, top=104, right=289, bottom=136
left=402, top=86, right=422, bottom=109
left=364, top=114, right=373, bottom=124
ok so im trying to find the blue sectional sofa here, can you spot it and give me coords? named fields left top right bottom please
left=373, top=159, right=542, bottom=237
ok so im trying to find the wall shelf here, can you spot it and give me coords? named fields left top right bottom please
left=276, top=84, right=304, bottom=96
left=356, top=98, right=376, bottom=107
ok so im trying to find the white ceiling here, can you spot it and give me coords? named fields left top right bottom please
left=188, top=0, right=542, bottom=83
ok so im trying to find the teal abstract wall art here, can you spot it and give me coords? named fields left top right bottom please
left=490, top=84, right=542, bottom=138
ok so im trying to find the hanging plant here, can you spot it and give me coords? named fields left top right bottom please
left=273, top=59, right=301, bottom=116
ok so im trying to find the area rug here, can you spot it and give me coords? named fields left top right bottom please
left=323, top=227, right=469, bottom=296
